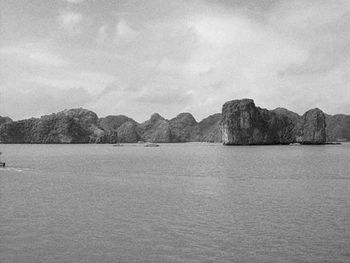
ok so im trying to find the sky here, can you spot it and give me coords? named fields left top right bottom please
left=1, top=0, right=349, bottom=122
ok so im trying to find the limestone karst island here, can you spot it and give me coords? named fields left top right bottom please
left=0, top=99, right=349, bottom=145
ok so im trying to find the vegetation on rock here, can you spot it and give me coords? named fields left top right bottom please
left=0, top=100, right=348, bottom=144
left=221, top=99, right=327, bottom=145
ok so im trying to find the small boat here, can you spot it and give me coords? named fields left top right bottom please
left=289, top=143, right=301, bottom=146
left=112, top=143, right=124, bottom=147
left=0, top=152, right=5, bottom=167
left=144, top=143, right=160, bottom=147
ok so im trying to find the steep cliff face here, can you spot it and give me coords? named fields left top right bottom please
left=221, top=99, right=295, bottom=145
left=0, top=116, right=12, bottom=126
left=0, top=108, right=108, bottom=143
left=222, top=99, right=253, bottom=144
left=116, top=121, right=139, bottom=143
left=169, top=113, right=200, bottom=142
left=198, top=113, right=222, bottom=142
left=62, top=108, right=98, bottom=127
left=265, top=109, right=296, bottom=144
left=272, top=108, right=300, bottom=124
left=0, top=118, right=37, bottom=143
left=98, top=115, right=136, bottom=131
left=137, top=113, right=172, bottom=142
left=325, top=114, right=350, bottom=142
left=60, top=108, right=107, bottom=143
left=98, top=115, right=138, bottom=143
left=0, top=115, right=89, bottom=143
left=299, top=108, right=326, bottom=144
left=221, top=99, right=327, bottom=145
left=272, top=108, right=302, bottom=139
left=1, top=103, right=346, bottom=144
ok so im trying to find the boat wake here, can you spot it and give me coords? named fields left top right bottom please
left=1, top=167, right=30, bottom=173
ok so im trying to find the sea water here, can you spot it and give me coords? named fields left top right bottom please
left=1, top=143, right=350, bottom=262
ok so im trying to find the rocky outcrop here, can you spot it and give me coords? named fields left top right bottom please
left=116, top=121, right=139, bottom=143
left=137, top=113, right=172, bottom=143
left=325, top=114, right=350, bottom=142
left=98, top=115, right=136, bottom=131
left=0, top=108, right=113, bottom=143
left=221, top=99, right=327, bottom=145
left=98, top=115, right=138, bottom=143
left=60, top=108, right=107, bottom=143
left=0, top=116, right=12, bottom=126
left=272, top=108, right=300, bottom=124
left=298, top=108, right=326, bottom=144
left=1, top=101, right=348, bottom=144
left=198, top=113, right=222, bottom=142
left=169, top=113, right=200, bottom=142
left=0, top=118, right=37, bottom=143
left=221, top=99, right=295, bottom=145
left=0, top=115, right=88, bottom=143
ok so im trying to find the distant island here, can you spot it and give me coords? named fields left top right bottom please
left=0, top=99, right=349, bottom=144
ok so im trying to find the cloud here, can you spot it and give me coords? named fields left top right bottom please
left=27, top=70, right=116, bottom=95
left=0, top=86, right=92, bottom=120
left=0, top=43, right=69, bottom=67
left=134, top=10, right=308, bottom=117
left=81, top=2, right=316, bottom=119
left=135, top=85, right=193, bottom=106
left=97, top=25, right=108, bottom=44
left=115, top=19, right=138, bottom=42
left=1, top=0, right=350, bottom=121
left=269, top=0, right=350, bottom=75
left=64, top=0, right=86, bottom=4
left=58, top=11, right=83, bottom=33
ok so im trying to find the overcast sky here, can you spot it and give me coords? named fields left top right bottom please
left=1, top=0, right=349, bottom=121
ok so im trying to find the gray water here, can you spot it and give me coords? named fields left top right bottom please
left=1, top=143, right=349, bottom=263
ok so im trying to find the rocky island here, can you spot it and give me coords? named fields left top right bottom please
left=0, top=98, right=349, bottom=144
left=221, top=99, right=327, bottom=145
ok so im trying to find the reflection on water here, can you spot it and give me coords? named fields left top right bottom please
left=1, top=143, right=350, bottom=262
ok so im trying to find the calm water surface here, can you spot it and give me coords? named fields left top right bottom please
left=1, top=143, right=350, bottom=263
